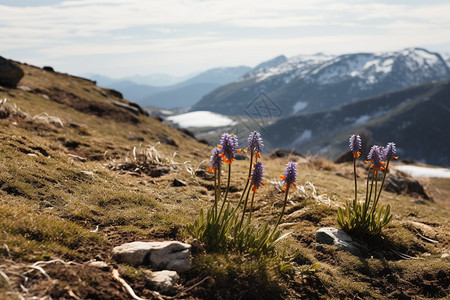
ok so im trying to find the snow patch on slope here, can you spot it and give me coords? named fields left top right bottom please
left=395, top=165, right=450, bottom=178
left=293, top=101, right=308, bottom=114
left=292, top=130, right=312, bottom=146
left=354, top=115, right=371, bottom=125
left=166, top=111, right=235, bottom=128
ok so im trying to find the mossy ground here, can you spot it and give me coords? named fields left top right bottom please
left=0, top=62, right=449, bottom=299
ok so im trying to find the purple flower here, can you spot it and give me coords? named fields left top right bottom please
left=280, top=161, right=297, bottom=191
left=219, top=133, right=239, bottom=164
left=366, top=145, right=385, bottom=174
left=349, top=134, right=361, bottom=158
left=247, top=131, right=264, bottom=158
left=207, top=147, right=222, bottom=173
left=384, top=142, right=398, bottom=161
left=251, top=162, right=264, bottom=192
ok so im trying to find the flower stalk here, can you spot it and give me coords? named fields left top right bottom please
left=337, top=135, right=396, bottom=236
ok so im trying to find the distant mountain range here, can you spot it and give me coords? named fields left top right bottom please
left=262, top=79, right=450, bottom=167
left=87, top=66, right=251, bottom=109
left=191, top=48, right=450, bottom=116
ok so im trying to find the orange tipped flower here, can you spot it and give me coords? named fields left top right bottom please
left=281, top=161, right=297, bottom=191
left=366, top=145, right=385, bottom=175
left=247, top=131, right=264, bottom=159
left=250, top=162, right=264, bottom=193
left=349, top=134, right=361, bottom=158
left=384, top=142, right=398, bottom=161
left=219, top=133, right=238, bottom=164
left=207, top=147, right=222, bottom=173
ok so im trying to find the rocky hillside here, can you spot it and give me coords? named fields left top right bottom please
left=191, top=48, right=450, bottom=116
left=262, top=79, right=450, bottom=166
left=0, top=56, right=449, bottom=299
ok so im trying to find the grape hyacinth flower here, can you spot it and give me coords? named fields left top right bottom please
left=247, top=131, right=264, bottom=159
left=349, top=134, right=362, bottom=158
left=218, top=133, right=239, bottom=164
left=280, top=161, right=297, bottom=191
left=366, top=146, right=386, bottom=175
left=384, top=142, right=398, bottom=161
left=207, top=147, right=222, bottom=173
left=250, top=162, right=265, bottom=192
left=241, top=161, right=265, bottom=226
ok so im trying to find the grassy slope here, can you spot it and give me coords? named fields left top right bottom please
left=0, top=62, right=449, bottom=299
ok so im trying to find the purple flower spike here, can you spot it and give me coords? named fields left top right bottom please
left=384, top=142, right=398, bottom=161
left=251, top=162, right=264, bottom=192
left=219, top=133, right=239, bottom=164
left=281, top=161, right=297, bottom=191
left=247, top=131, right=264, bottom=157
left=349, top=134, right=361, bottom=158
left=366, top=145, right=385, bottom=174
left=207, top=147, right=222, bottom=173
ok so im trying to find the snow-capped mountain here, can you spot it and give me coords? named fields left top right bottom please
left=241, top=53, right=335, bottom=83
left=191, top=48, right=450, bottom=116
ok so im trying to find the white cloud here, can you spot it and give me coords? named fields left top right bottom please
left=1, top=0, right=449, bottom=76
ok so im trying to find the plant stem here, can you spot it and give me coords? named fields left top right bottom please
left=363, top=167, right=371, bottom=219
left=235, top=153, right=254, bottom=217
left=370, top=171, right=380, bottom=216
left=373, top=171, right=379, bottom=209
left=368, top=171, right=375, bottom=205
left=239, top=184, right=252, bottom=229
left=271, top=184, right=290, bottom=238
left=353, top=158, right=358, bottom=207
left=247, top=190, right=256, bottom=224
left=213, top=168, right=218, bottom=219
left=217, top=164, right=231, bottom=221
left=375, top=160, right=390, bottom=205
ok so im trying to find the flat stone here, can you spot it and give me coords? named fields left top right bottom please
left=316, top=227, right=361, bottom=255
left=112, top=241, right=191, bottom=272
left=86, top=261, right=110, bottom=271
left=80, top=171, right=95, bottom=176
left=149, top=270, right=179, bottom=294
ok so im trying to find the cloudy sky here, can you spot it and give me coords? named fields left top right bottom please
left=1, top=0, right=450, bottom=78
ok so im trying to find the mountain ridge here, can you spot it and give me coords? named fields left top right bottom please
left=191, top=48, right=450, bottom=116
left=88, top=66, right=251, bottom=109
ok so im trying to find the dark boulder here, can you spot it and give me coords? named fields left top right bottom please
left=157, top=134, right=178, bottom=147
left=269, top=148, right=303, bottom=158
left=43, top=66, right=54, bottom=72
left=335, top=150, right=354, bottom=164
left=0, top=56, right=24, bottom=87
left=384, top=175, right=430, bottom=200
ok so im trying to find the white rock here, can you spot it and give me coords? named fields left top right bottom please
left=316, top=227, right=361, bottom=255
left=112, top=241, right=191, bottom=272
left=150, top=270, right=179, bottom=293
left=86, top=261, right=109, bottom=270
